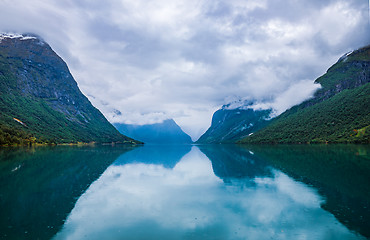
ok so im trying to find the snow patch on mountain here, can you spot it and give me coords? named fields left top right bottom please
left=0, top=33, right=42, bottom=44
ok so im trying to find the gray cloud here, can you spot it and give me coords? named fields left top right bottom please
left=0, top=0, right=369, bottom=140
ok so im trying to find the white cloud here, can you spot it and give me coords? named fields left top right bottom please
left=269, top=80, right=321, bottom=115
left=0, top=0, right=368, bottom=140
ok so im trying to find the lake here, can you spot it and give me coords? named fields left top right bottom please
left=0, top=144, right=369, bottom=239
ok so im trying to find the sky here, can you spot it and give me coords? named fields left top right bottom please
left=0, top=0, right=369, bottom=140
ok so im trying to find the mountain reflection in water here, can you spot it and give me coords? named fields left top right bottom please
left=244, top=144, right=370, bottom=238
left=0, top=145, right=134, bottom=240
left=54, top=145, right=367, bottom=240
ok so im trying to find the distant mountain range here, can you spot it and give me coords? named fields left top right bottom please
left=199, top=45, right=370, bottom=144
left=0, top=33, right=140, bottom=145
left=114, top=119, right=193, bottom=144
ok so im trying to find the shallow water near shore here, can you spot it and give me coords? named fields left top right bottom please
left=1, top=144, right=369, bottom=239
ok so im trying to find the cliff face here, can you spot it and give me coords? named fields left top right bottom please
left=1, top=35, right=92, bottom=124
left=0, top=34, right=139, bottom=145
left=240, top=45, right=370, bottom=144
left=316, top=47, right=370, bottom=97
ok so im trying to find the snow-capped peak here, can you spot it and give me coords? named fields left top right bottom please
left=0, top=33, right=39, bottom=42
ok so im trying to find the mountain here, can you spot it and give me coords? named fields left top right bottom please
left=240, top=45, right=370, bottom=144
left=0, top=33, right=140, bottom=145
left=196, top=101, right=271, bottom=143
left=114, top=119, right=193, bottom=144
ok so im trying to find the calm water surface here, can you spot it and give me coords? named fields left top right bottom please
left=0, top=144, right=369, bottom=239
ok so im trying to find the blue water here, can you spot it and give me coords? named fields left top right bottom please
left=1, top=144, right=369, bottom=239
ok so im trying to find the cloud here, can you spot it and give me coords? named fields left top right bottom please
left=0, top=0, right=369, bottom=139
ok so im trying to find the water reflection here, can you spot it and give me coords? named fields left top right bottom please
left=198, top=144, right=271, bottom=180
left=113, top=144, right=192, bottom=168
left=0, top=145, right=134, bottom=240
left=55, top=145, right=364, bottom=240
left=244, top=144, right=370, bottom=238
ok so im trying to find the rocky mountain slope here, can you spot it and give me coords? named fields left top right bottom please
left=196, top=101, right=271, bottom=143
left=0, top=33, right=139, bottom=145
left=114, top=119, right=193, bottom=144
left=240, top=45, right=370, bottom=144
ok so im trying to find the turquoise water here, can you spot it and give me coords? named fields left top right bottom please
left=1, top=144, right=369, bottom=239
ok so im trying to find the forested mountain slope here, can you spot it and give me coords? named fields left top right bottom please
left=240, top=45, right=370, bottom=144
left=0, top=34, right=139, bottom=145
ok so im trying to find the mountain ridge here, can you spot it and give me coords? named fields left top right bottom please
left=196, top=101, right=271, bottom=143
left=0, top=33, right=140, bottom=145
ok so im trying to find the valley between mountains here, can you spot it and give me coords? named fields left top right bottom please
left=0, top=33, right=369, bottom=145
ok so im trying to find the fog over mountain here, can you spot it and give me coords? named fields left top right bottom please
left=1, top=0, right=368, bottom=139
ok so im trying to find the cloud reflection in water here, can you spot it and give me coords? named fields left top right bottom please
left=54, top=146, right=363, bottom=240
